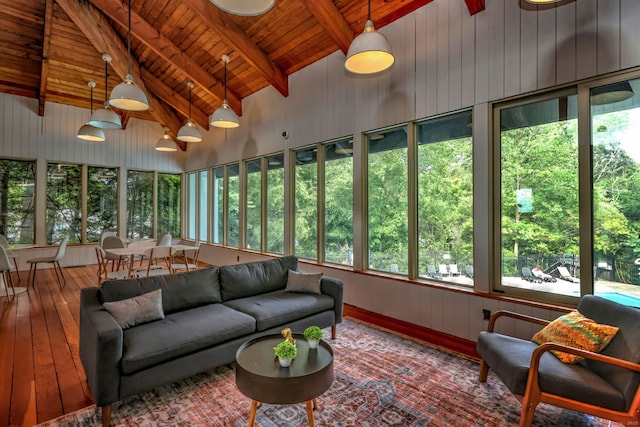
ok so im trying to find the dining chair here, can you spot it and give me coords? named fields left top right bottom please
left=157, top=231, right=172, bottom=246
left=101, top=235, right=127, bottom=271
left=95, top=247, right=132, bottom=284
left=126, top=239, right=156, bottom=267
left=26, top=236, right=69, bottom=289
left=131, top=246, right=172, bottom=277
left=99, top=231, right=117, bottom=247
left=170, top=242, right=201, bottom=273
left=0, top=234, right=20, bottom=283
left=0, top=246, right=16, bottom=299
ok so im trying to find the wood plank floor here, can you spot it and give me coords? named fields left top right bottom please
left=1, top=264, right=115, bottom=427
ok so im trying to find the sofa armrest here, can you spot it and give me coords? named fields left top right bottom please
left=487, top=310, right=551, bottom=333
left=320, top=276, right=343, bottom=323
left=79, top=287, right=124, bottom=407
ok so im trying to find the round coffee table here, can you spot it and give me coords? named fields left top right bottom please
left=235, top=333, right=334, bottom=427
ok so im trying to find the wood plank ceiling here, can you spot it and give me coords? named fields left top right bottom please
left=0, top=0, right=485, bottom=150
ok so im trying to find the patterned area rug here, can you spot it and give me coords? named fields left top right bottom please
left=39, top=319, right=620, bottom=426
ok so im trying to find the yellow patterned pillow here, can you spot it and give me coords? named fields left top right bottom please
left=531, top=310, right=619, bottom=363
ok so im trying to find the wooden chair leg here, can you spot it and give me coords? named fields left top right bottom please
left=101, top=404, right=111, bottom=427
left=479, top=360, right=489, bottom=382
left=28, top=263, right=37, bottom=289
left=12, top=258, right=20, bottom=283
left=331, top=324, right=336, bottom=339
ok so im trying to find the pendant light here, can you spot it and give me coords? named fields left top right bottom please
left=210, top=0, right=276, bottom=16
left=109, top=0, right=149, bottom=111
left=77, top=81, right=106, bottom=142
left=177, top=81, right=202, bottom=142
left=89, top=54, right=122, bottom=129
left=590, top=81, right=634, bottom=105
left=155, top=127, right=178, bottom=152
left=345, top=0, right=394, bottom=74
left=210, top=55, right=239, bottom=129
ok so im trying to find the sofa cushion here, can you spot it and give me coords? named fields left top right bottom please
left=477, top=331, right=626, bottom=410
left=531, top=310, right=619, bottom=363
left=224, top=289, right=334, bottom=331
left=219, top=256, right=298, bottom=301
left=100, top=266, right=222, bottom=314
left=285, top=270, right=322, bottom=294
left=103, top=289, right=164, bottom=329
left=121, top=303, right=256, bottom=375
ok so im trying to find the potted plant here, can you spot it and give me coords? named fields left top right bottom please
left=303, top=325, right=323, bottom=349
left=274, top=340, right=297, bottom=367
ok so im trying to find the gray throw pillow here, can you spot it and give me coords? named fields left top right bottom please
left=285, top=270, right=323, bottom=294
left=103, top=288, right=165, bottom=329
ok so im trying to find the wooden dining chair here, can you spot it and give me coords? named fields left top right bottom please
left=26, top=236, right=69, bottom=289
left=170, top=242, right=201, bottom=273
left=0, top=246, right=16, bottom=299
left=130, top=246, right=172, bottom=278
left=101, top=236, right=127, bottom=271
left=0, top=234, right=20, bottom=283
left=95, top=247, right=132, bottom=284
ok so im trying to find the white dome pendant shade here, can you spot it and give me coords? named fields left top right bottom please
left=89, top=54, right=122, bottom=129
left=155, top=127, right=178, bottom=152
left=345, top=0, right=394, bottom=74
left=177, top=81, right=202, bottom=142
left=77, top=81, right=106, bottom=142
left=211, top=55, right=239, bottom=129
left=108, top=0, right=149, bottom=111
left=210, top=0, right=275, bottom=16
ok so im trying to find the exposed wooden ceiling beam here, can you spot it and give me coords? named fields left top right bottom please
left=464, top=0, right=485, bottom=15
left=182, top=0, right=289, bottom=98
left=38, top=0, right=54, bottom=116
left=89, top=0, right=241, bottom=118
left=300, top=0, right=354, bottom=55
left=55, top=0, right=187, bottom=151
left=140, top=69, right=209, bottom=131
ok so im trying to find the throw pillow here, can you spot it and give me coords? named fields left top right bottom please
left=103, top=288, right=165, bottom=329
left=285, top=270, right=323, bottom=294
left=531, top=310, right=619, bottom=363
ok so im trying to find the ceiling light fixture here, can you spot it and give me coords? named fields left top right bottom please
left=177, top=81, right=202, bottom=142
left=210, top=0, right=276, bottom=16
left=590, top=81, right=634, bottom=105
left=109, top=0, right=149, bottom=111
left=155, top=127, right=178, bottom=152
left=335, top=141, right=354, bottom=155
left=210, top=55, right=239, bottom=129
left=89, top=54, right=122, bottom=129
left=77, top=81, right=106, bottom=142
left=345, top=0, right=394, bottom=74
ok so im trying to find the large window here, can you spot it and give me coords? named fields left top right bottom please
left=199, top=170, right=208, bottom=241
left=158, top=173, right=181, bottom=238
left=417, top=112, right=473, bottom=284
left=0, top=159, right=35, bottom=244
left=46, top=163, right=82, bottom=244
left=212, top=167, right=224, bottom=245
left=367, top=127, right=408, bottom=273
left=497, top=93, right=579, bottom=297
left=187, top=172, right=197, bottom=240
left=126, top=170, right=154, bottom=239
left=294, top=147, right=317, bottom=260
left=324, top=139, right=353, bottom=265
left=591, top=78, right=640, bottom=305
left=266, top=154, right=284, bottom=254
left=227, top=163, right=240, bottom=247
left=245, top=159, right=261, bottom=250
left=87, top=167, right=118, bottom=242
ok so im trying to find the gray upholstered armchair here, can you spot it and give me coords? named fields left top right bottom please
left=476, top=295, right=640, bottom=427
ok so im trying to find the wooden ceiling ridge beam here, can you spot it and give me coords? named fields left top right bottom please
left=89, top=0, right=241, bottom=118
left=55, top=0, right=187, bottom=151
left=300, top=0, right=354, bottom=54
left=38, top=0, right=54, bottom=116
left=183, top=0, right=289, bottom=97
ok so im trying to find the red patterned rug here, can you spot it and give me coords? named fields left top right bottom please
left=39, top=319, right=620, bottom=426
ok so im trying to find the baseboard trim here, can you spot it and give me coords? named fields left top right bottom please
left=343, top=304, right=480, bottom=360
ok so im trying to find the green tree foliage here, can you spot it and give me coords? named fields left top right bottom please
left=0, top=159, right=35, bottom=243
left=266, top=163, right=284, bottom=254
left=325, top=154, right=353, bottom=265
left=127, top=170, right=153, bottom=239
left=295, top=159, right=317, bottom=259
left=46, top=164, right=82, bottom=244
left=158, top=173, right=181, bottom=238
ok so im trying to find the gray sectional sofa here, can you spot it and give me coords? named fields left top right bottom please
left=79, top=255, right=343, bottom=426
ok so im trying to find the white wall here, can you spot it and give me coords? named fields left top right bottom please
left=189, top=0, right=640, bottom=342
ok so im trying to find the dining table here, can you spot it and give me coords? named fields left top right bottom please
left=102, top=243, right=199, bottom=274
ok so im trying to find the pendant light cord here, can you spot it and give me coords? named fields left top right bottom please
left=224, top=61, right=227, bottom=100
left=368, top=0, right=371, bottom=21
left=104, top=60, right=109, bottom=102
left=90, top=84, right=93, bottom=113
left=188, top=84, right=192, bottom=119
left=127, top=0, right=132, bottom=75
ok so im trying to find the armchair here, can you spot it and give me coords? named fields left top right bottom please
left=476, top=295, right=640, bottom=427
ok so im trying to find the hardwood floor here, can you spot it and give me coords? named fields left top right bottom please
left=1, top=265, right=99, bottom=427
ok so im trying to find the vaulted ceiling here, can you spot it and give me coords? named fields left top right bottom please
left=0, top=0, right=485, bottom=150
